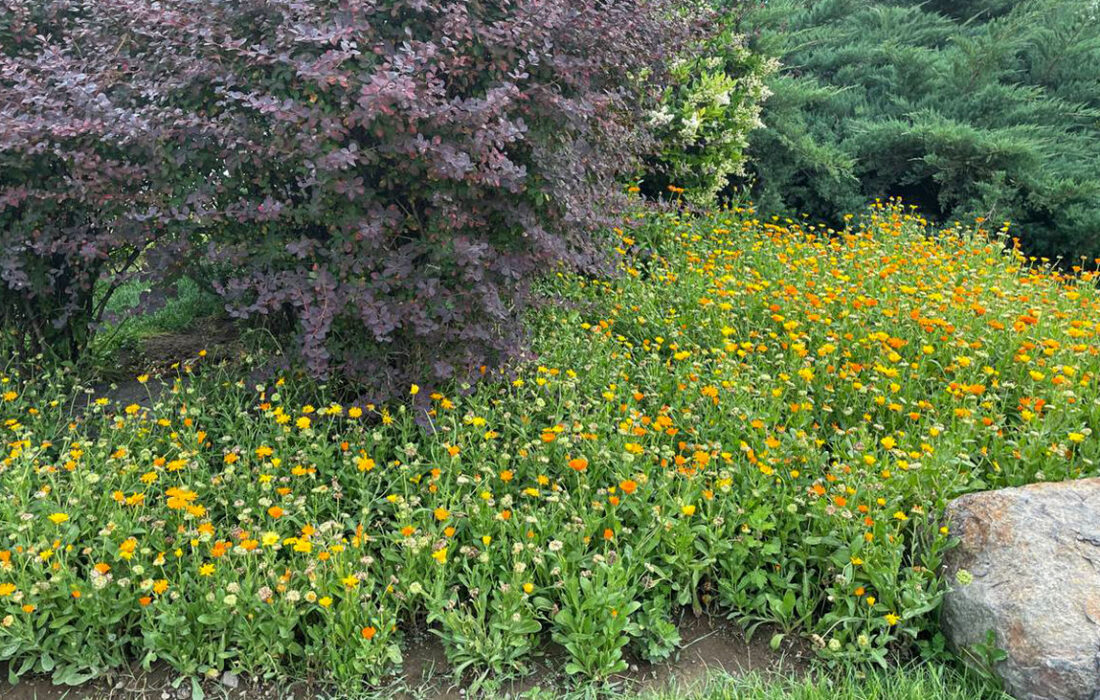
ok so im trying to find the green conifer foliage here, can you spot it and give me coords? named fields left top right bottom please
left=740, top=0, right=1100, bottom=263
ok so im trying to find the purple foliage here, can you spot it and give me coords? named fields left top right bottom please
left=0, top=1, right=203, bottom=358
left=2, top=0, right=706, bottom=395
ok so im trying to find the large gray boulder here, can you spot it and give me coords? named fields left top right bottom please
left=941, top=478, right=1100, bottom=700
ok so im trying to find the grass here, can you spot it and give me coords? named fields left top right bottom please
left=659, top=665, right=1006, bottom=700
left=90, top=276, right=221, bottom=360
left=7, top=660, right=1006, bottom=699
left=497, top=662, right=1006, bottom=699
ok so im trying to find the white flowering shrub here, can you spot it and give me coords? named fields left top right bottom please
left=646, top=35, right=777, bottom=204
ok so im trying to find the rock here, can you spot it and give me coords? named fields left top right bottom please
left=220, top=671, right=240, bottom=690
left=941, top=477, right=1100, bottom=700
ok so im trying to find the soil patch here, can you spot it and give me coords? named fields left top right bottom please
left=1, top=614, right=810, bottom=699
left=89, top=317, right=245, bottom=408
left=137, top=317, right=239, bottom=369
left=623, top=613, right=809, bottom=694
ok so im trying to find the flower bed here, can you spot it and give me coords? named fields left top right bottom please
left=1, top=203, right=1096, bottom=688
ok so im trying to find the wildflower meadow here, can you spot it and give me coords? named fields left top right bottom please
left=1, top=202, right=1096, bottom=693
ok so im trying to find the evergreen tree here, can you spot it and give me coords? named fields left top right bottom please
left=738, top=0, right=1100, bottom=263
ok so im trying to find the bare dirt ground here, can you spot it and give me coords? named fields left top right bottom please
left=0, top=614, right=810, bottom=699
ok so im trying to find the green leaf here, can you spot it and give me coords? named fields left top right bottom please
left=191, top=676, right=205, bottom=700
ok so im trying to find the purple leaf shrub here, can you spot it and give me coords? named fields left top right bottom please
left=0, top=2, right=190, bottom=359
left=2, top=0, right=707, bottom=396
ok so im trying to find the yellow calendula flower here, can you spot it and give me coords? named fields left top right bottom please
left=47, top=513, right=69, bottom=524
